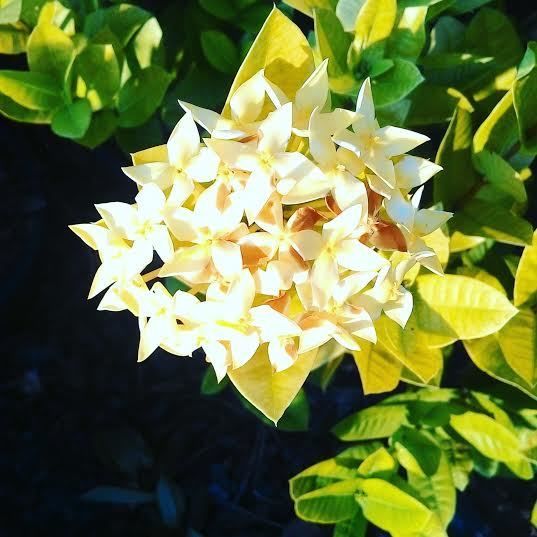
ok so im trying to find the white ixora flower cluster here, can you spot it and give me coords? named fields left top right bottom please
left=71, top=61, right=452, bottom=382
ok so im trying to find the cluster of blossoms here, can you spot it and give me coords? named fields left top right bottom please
left=71, top=61, right=451, bottom=382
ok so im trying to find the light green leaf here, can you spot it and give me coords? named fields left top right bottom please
left=290, top=458, right=358, bottom=500
left=434, top=99, right=477, bottom=210
left=0, top=89, right=52, bottom=122
left=497, top=309, right=537, bottom=387
left=0, top=0, right=21, bottom=24
left=473, top=89, right=519, bottom=156
left=0, top=23, right=28, bottom=54
left=356, top=478, right=432, bottom=534
left=357, top=447, right=396, bottom=479
left=0, top=69, right=61, bottom=109
left=455, top=267, right=505, bottom=294
left=131, top=16, right=164, bottom=70
left=407, top=454, right=456, bottom=529
left=387, top=6, right=427, bottom=61
left=532, top=500, right=537, bottom=528
left=223, top=7, right=314, bottom=116
left=414, top=274, right=518, bottom=340
left=228, top=346, right=317, bottom=423
left=295, top=479, right=364, bottom=523
left=473, top=150, right=527, bottom=204
left=353, top=0, right=396, bottom=59
left=335, top=0, right=365, bottom=31
left=392, top=427, right=441, bottom=476
left=352, top=341, right=402, bottom=394
left=450, top=199, right=533, bottom=246
left=314, top=8, right=351, bottom=79
left=464, top=336, right=537, bottom=401
left=201, top=30, right=240, bottom=75
left=372, top=58, right=423, bottom=107
left=74, top=44, right=120, bottom=111
left=332, top=404, right=408, bottom=441
left=27, top=23, right=73, bottom=87
left=51, top=98, right=92, bottom=138
left=333, top=509, right=367, bottom=537
left=514, top=231, right=537, bottom=307
left=283, top=0, right=337, bottom=17
left=335, top=442, right=385, bottom=464
left=513, top=42, right=537, bottom=152
left=117, top=65, right=172, bottom=128
left=450, top=411, right=522, bottom=463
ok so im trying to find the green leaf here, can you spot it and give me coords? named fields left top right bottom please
left=368, top=58, right=393, bottom=78
left=532, top=500, right=537, bottom=528
left=0, top=90, right=53, bottom=122
left=335, top=442, right=385, bottom=465
left=335, top=0, right=365, bottom=32
left=333, top=509, right=367, bottom=537
left=295, top=479, right=364, bottom=523
left=82, top=486, right=154, bottom=504
left=414, top=274, right=518, bottom=340
left=464, top=336, right=537, bottom=401
left=333, top=404, right=408, bottom=441
left=428, top=16, right=464, bottom=55
left=201, top=30, right=240, bottom=75
left=352, top=341, right=402, bottom=395
left=51, top=98, right=92, bottom=138
left=200, top=367, right=229, bottom=395
left=0, top=69, right=61, bottom=109
left=473, top=89, right=519, bottom=156
left=20, top=0, right=46, bottom=27
left=371, top=58, right=423, bottom=107
left=407, top=453, right=456, bottom=529
left=199, top=0, right=236, bottom=20
left=290, top=459, right=359, bottom=500
left=84, top=4, right=152, bottom=46
left=420, top=52, right=493, bottom=88
left=353, top=0, right=396, bottom=60
left=356, top=478, right=432, bottom=534
left=76, top=109, right=117, bottom=148
left=392, top=427, right=441, bottom=476
left=228, top=346, right=317, bottom=423
left=236, top=3, right=272, bottom=34
left=450, top=0, right=493, bottom=14
left=406, top=84, right=469, bottom=126
left=450, top=199, right=533, bottom=246
left=27, top=23, right=73, bottom=87
left=0, top=0, right=21, bottom=24
left=223, top=7, right=314, bottom=116
left=117, top=65, right=172, bottom=128
left=357, top=447, right=396, bottom=479
left=0, top=23, right=28, bottom=54
left=434, top=99, right=477, bottom=209
left=387, top=6, right=427, bottom=61
left=450, top=411, right=522, bottom=463
left=497, top=309, right=537, bottom=387
left=314, top=8, right=352, bottom=79
left=473, top=150, right=527, bottom=204
left=74, top=44, right=120, bottom=111
left=513, top=42, right=537, bottom=153
left=514, top=231, right=537, bottom=307
left=277, top=388, right=311, bottom=431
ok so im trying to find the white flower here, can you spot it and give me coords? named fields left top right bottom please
left=206, top=103, right=323, bottom=223
left=333, top=79, right=430, bottom=189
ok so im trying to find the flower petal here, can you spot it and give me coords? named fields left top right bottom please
left=250, top=305, right=301, bottom=341
left=211, top=240, right=243, bottom=279
left=336, top=239, right=388, bottom=272
left=230, top=70, right=267, bottom=124
left=377, top=125, right=429, bottom=157
left=394, top=156, right=442, bottom=189
left=167, top=112, right=200, bottom=169
left=384, top=287, right=413, bottom=328
left=122, top=162, right=175, bottom=190
left=258, top=102, right=292, bottom=155
left=289, top=229, right=324, bottom=260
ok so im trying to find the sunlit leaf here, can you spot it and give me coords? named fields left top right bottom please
left=357, top=447, right=396, bottom=479
left=352, top=341, right=402, bottom=394
left=0, top=69, right=62, bottom=109
left=514, top=230, right=537, bottom=307
left=0, top=22, right=28, bottom=54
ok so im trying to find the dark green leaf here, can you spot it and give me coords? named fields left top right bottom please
left=333, top=508, right=367, bottom=537
left=51, top=98, right=92, bottom=139
left=117, top=65, right=172, bottom=128
left=199, top=0, right=236, bottom=20
left=76, top=109, right=118, bottom=148
left=392, top=426, right=441, bottom=475
left=201, top=367, right=229, bottom=395
left=0, top=89, right=53, bottom=123
left=428, top=16, right=465, bottom=54
left=201, top=30, right=240, bottom=74
left=406, top=84, right=469, bottom=125
left=278, top=388, right=310, bottom=431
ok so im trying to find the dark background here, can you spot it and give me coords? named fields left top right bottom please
left=2, top=2, right=537, bottom=536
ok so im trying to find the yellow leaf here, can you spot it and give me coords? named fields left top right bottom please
left=424, top=227, right=450, bottom=268
left=497, top=308, right=537, bottom=386
left=222, top=7, right=314, bottom=116
left=354, top=0, right=397, bottom=52
left=375, top=316, right=443, bottom=383
left=455, top=267, right=505, bottom=294
left=284, top=0, right=336, bottom=18
left=463, top=336, right=537, bottom=401
left=352, top=341, right=402, bottom=394
left=228, top=346, right=317, bottom=423
left=514, top=230, right=537, bottom=307
left=449, top=231, right=486, bottom=253
left=415, top=274, right=518, bottom=341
